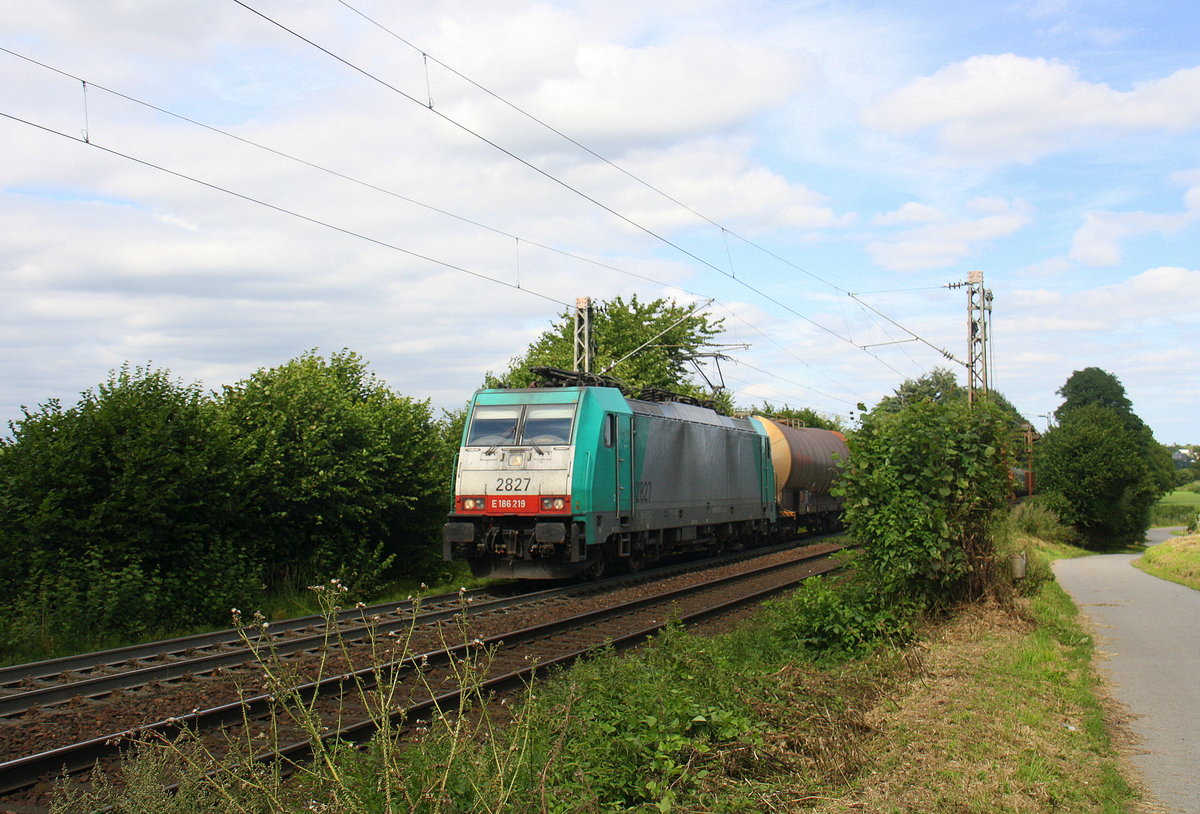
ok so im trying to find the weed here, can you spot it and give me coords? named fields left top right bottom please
left=1008, top=499, right=1076, bottom=545
left=50, top=539, right=1143, bottom=813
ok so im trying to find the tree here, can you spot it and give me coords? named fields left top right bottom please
left=744, top=402, right=844, bottom=432
left=1176, top=459, right=1200, bottom=487
left=1054, top=367, right=1134, bottom=422
left=493, top=295, right=729, bottom=408
left=1036, top=369, right=1171, bottom=545
left=221, top=350, right=447, bottom=591
left=1035, top=405, right=1163, bottom=546
left=0, top=366, right=257, bottom=645
left=874, top=368, right=1027, bottom=431
left=873, top=367, right=966, bottom=413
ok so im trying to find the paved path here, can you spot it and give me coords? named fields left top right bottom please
left=1052, top=528, right=1199, bottom=814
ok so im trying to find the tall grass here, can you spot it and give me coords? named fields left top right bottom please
left=1177, top=480, right=1200, bottom=495
left=1008, top=500, right=1076, bottom=546
left=1135, top=534, right=1200, bottom=589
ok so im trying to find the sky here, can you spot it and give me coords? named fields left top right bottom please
left=1, top=0, right=1198, bottom=443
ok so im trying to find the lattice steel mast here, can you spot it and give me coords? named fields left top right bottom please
left=948, top=270, right=993, bottom=405
left=573, top=296, right=593, bottom=374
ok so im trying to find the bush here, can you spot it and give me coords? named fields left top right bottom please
left=0, top=366, right=259, bottom=651
left=1150, top=502, right=1200, bottom=528
left=0, top=352, right=458, bottom=656
left=837, top=399, right=1014, bottom=608
left=765, top=577, right=920, bottom=661
left=220, top=350, right=449, bottom=595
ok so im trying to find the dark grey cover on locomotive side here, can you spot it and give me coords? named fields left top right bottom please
left=627, top=400, right=772, bottom=532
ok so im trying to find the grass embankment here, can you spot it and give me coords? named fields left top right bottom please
left=1134, top=532, right=1200, bottom=590
left=59, top=537, right=1143, bottom=813
left=806, top=582, right=1133, bottom=813
left=1148, top=487, right=1200, bottom=527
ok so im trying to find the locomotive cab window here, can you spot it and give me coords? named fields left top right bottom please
left=465, top=405, right=521, bottom=446
left=522, top=404, right=575, bottom=445
left=465, top=403, right=576, bottom=447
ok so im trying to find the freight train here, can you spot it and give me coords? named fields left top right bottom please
left=443, top=373, right=848, bottom=580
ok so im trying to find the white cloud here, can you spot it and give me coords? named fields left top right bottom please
left=861, top=54, right=1200, bottom=162
left=1003, top=314, right=1108, bottom=333
left=1005, top=266, right=1199, bottom=342
left=586, top=139, right=856, bottom=233
left=2, top=1, right=1199, bottom=444
left=1173, top=168, right=1200, bottom=211
left=872, top=202, right=946, bottom=226
left=1078, top=265, right=1200, bottom=320
left=866, top=198, right=1031, bottom=271
left=430, top=7, right=819, bottom=154
left=1069, top=209, right=1196, bottom=266
left=1010, top=288, right=1064, bottom=308
left=1021, top=0, right=1077, bottom=20
left=528, top=37, right=813, bottom=147
left=1014, top=256, right=1072, bottom=277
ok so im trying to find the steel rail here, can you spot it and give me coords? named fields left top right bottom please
left=0, top=587, right=541, bottom=718
left=0, top=543, right=843, bottom=797
left=161, top=548, right=841, bottom=802
left=0, top=538, right=822, bottom=718
left=0, top=586, right=501, bottom=689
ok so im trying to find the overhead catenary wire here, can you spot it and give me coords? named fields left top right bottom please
left=848, top=291, right=962, bottom=367
left=844, top=284, right=951, bottom=295
left=722, top=380, right=820, bottom=413
left=332, top=0, right=846, bottom=296
left=230, top=4, right=742, bottom=286
left=0, top=92, right=863, bottom=409
left=0, top=46, right=607, bottom=275
left=0, top=110, right=571, bottom=309
left=851, top=299, right=927, bottom=374
left=232, top=0, right=877, bottom=355
left=318, top=0, right=932, bottom=380
left=710, top=302, right=864, bottom=402
left=5, top=44, right=890, bottom=400
left=600, top=298, right=715, bottom=376
left=0, top=45, right=733, bottom=302
left=0, top=32, right=921, bottom=408
left=7, top=44, right=901, bottom=404
left=720, top=370, right=856, bottom=417
left=726, top=358, right=857, bottom=407
left=0, top=84, right=867, bottom=412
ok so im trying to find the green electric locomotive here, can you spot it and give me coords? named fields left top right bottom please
left=443, top=384, right=846, bottom=579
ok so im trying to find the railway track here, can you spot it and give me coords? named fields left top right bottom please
left=0, top=584, right=530, bottom=722
left=0, top=539, right=846, bottom=807
left=0, top=538, right=821, bottom=724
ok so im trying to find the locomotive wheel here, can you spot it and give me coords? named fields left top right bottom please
left=586, top=557, right=608, bottom=580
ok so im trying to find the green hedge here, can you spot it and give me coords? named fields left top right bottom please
left=0, top=353, right=454, bottom=657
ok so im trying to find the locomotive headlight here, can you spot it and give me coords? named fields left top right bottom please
left=462, top=498, right=484, bottom=510
left=541, top=497, right=566, bottom=510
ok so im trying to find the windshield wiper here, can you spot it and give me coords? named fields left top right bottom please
left=486, top=424, right=517, bottom=455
